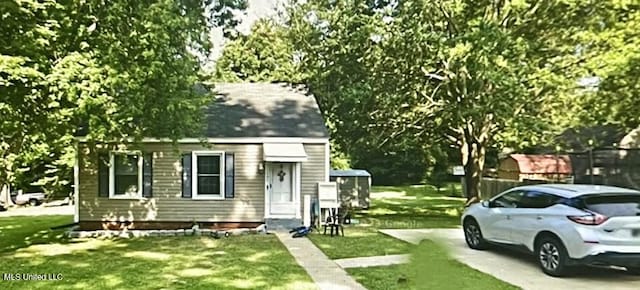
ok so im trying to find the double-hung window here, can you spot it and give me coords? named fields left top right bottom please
left=110, top=152, right=143, bottom=198
left=193, top=152, right=224, bottom=199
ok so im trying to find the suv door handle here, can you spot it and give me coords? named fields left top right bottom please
left=536, top=216, right=543, bottom=220
left=506, top=215, right=511, bottom=220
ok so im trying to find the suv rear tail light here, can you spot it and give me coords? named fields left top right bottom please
left=567, top=212, right=608, bottom=225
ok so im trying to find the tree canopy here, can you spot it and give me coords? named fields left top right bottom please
left=283, top=0, right=640, bottom=198
left=214, top=1, right=640, bottom=193
left=4, top=0, right=638, bottom=199
left=214, top=19, right=303, bottom=83
left=1, top=0, right=245, bottom=193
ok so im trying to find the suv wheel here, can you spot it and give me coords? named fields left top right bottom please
left=29, top=199, right=39, bottom=206
left=463, top=219, right=489, bottom=250
left=536, top=236, right=569, bottom=276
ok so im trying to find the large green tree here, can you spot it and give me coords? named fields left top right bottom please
left=215, top=19, right=303, bottom=83
left=0, top=0, right=245, bottom=195
left=287, top=0, right=626, bottom=201
left=578, top=2, right=640, bottom=132
left=206, top=0, right=638, bottom=193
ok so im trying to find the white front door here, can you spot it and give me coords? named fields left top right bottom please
left=267, top=162, right=297, bottom=216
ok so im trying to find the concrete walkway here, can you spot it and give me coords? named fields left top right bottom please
left=276, top=232, right=367, bottom=290
left=334, top=254, right=409, bottom=269
left=380, top=228, right=640, bottom=290
left=0, top=205, right=73, bottom=217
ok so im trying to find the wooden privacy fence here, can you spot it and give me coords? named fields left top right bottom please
left=480, top=178, right=548, bottom=200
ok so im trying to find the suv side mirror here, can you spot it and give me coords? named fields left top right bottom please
left=481, top=200, right=490, bottom=208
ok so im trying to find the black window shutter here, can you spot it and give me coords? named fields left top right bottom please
left=98, top=153, right=109, bottom=197
left=182, top=153, right=192, bottom=198
left=142, top=152, right=153, bottom=198
left=225, top=152, right=235, bottom=198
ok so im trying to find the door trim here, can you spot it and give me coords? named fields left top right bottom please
left=264, top=162, right=301, bottom=219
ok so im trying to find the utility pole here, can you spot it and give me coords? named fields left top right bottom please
left=588, top=139, right=595, bottom=184
left=555, top=145, right=561, bottom=182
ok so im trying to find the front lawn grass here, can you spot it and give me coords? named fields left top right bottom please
left=0, top=215, right=73, bottom=253
left=360, top=184, right=465, bottom=229
left=308, top=184, right=465, bottom=259
left=306, top=226, right=411, bottom=259
left=309, top=183, right=515, bottom=289
left=347, top=239, right=518, bottom=290
left=0, top=216, right=315, bottom=290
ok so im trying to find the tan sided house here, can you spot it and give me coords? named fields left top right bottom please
left=74, top=83, right=330, bottom=230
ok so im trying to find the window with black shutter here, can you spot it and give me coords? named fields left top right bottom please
left=225, top=153, right=235, bottom=198
left=98, top=151, right=151, bottom=199
left=182, top=153, right=192, bottom=198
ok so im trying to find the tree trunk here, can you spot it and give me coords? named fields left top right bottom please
left=1, top=183, right=15, bottom=207
left=461, top=131, right=487, bottom=205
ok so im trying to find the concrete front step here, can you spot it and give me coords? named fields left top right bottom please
left=265, top=218, right=303, bottom=231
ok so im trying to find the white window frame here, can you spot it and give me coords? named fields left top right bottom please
left=192, top=151, right=225, bottom=200
left=109, top=151, right=144, bottom=199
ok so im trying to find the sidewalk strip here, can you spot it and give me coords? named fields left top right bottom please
left=276, top=232, right=367, bottom=290
left=334, top=254, right=410, bottom=269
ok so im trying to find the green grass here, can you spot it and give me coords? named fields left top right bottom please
left=359, top=185, right=465, bottom=229
left=307, top=226, right=412, bottom=259
left=0, top=215, right=73, bottom=253
left=309, top=183, right=516, bottom=289
left=348, top=239, right=518, bottom=290
left=0, top=216, right=314, bottom=290
left=308, top=184, right=465, bottom=259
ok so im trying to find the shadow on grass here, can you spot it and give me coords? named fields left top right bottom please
left=356, top=185, right=465, bottom=229
left=307, top=184, right=465, bottom=259
left=0, top=234, right=315, bottom=290
left=0, top=215, right=73, bottom=253
left=348, top=239, right=518, bottom=290
left=373, top=183, right=463, bottom=198
left=0, top=216, right=315, bottom=290
left=307, top=226, right=412, bottom=259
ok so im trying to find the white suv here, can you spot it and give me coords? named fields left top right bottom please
left=462, top=184, right=640, bottom=276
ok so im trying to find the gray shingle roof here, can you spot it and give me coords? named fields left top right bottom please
left=204, top=83, right=329, bottom=138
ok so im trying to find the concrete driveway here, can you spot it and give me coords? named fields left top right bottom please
left=380, top=229, right=640, bottom=290
left=0, top=204, right=73, bottom=217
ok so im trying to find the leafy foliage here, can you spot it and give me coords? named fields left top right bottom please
left=0, top=0, right=245, bottom=193
left=283, top=0, right=639, bottom=198
left=214, top=19, right=303, bottom=83
left=577, top=2, right=640, bottom=132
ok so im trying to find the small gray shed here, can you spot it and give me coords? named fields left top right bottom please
left=330, top=169, right=371, bottom=209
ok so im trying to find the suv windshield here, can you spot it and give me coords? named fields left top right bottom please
left=574, top=194, right=640, bottom=217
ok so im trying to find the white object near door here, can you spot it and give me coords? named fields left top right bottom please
left=303, top=195, right=311, bottom=227
left=317, top=182, right=339, bottom=223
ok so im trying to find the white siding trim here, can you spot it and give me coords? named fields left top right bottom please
left=73, top=148, right=79, bottom=223
left=75, top=137, right=329, bottom=144
left=295, top=162, right=302, bottom=219
left=192, top=151, right=225, bottom=200
left=264, top=163, right=269, bottom=219
left=325, top=142, right=330, bottom=182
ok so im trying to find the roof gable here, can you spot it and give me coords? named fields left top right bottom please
left=204, top=83, right=329, bottom=138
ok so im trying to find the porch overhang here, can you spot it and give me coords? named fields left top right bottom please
left=263, top=143, right=307, bottom=162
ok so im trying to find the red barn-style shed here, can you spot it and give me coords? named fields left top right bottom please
left=498, top=154, right=572, bottom=182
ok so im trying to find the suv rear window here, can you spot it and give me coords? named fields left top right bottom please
left=576, top=194, right=640, bottom=217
